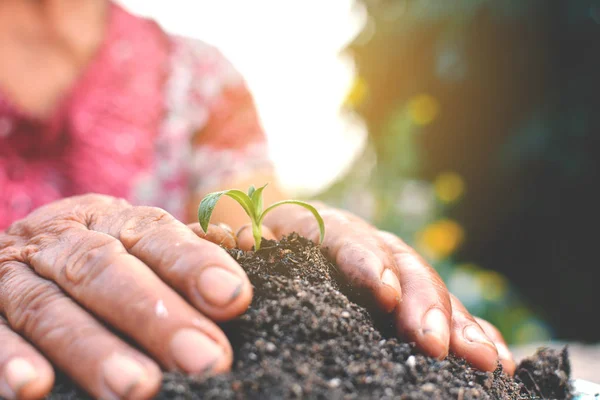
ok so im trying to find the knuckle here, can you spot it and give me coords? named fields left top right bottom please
left=0, top=246, right=22, bottom=265
left=119, top=207, right=175, bottom=250
left=75, top=193, right=129, bottom=211
left=4, top=195, right=122, bottom=239
left=4, top=275, right=63, bottom=337
left=83, top=196, right=131, bottom=229
left=5, top=216, right=39, bottom=238
left=77, top=193, right=113, bottom=203
left=134, top=206, right=173, bottom=224
left=9, top=200, right=85, bottom=235
left=61, top=237, right=124, bottom=285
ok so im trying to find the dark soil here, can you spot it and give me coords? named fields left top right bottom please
left=514, top=347, right=572, bottom=400
left=48, top=234, right=573, bottom=399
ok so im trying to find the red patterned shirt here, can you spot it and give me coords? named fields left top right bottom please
left=0, top=3, right=272, bottom=230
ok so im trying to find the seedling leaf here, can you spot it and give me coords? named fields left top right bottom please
left=198, top=189, right=255, bottom=233
left=260, top=200, right=325, bottom=244
left=251, top=183, right=268, bottom=214
left=198, top=184, right=325, bottom=250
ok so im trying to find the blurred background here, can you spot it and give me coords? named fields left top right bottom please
left=119, top=0, right=600, bottom=348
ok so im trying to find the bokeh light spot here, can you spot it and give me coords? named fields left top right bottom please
left=417, top=219, right=464, bottom=260
left=447, top=264, right=484, bottom=313
left=475, top=270, right=508, bottom=302
left=408, top=94, right=440, bottom=126
left=515, top=319, right=552, bottom=344
left=434, top=171, right=465, bottom=203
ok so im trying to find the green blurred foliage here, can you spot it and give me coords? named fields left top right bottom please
left=314, top=0, right=592, bottom=344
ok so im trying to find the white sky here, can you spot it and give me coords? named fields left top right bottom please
left=117, top=0, right=367, bottom=196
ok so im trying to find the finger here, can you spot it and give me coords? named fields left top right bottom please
left=377, top=231, right=452, bottom=360
left=0, top=261, right=161, bottom=399
left=263, top=205, right=402, bottom=313
left=236, top=224, right=277, bottom=251
left=448, top=295, right=499, bottom=372
left=24, top=226, right=234, bottom=375
left=187, top=223, right=236, bottom=249
left=94, top=205, right=252, bottom=322
left=0, top=317, right=54, bottom=400
left=475, top=317, right=516, bottom=375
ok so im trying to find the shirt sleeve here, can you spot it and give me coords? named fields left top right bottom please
left=185, top=42, right=274, bottom=194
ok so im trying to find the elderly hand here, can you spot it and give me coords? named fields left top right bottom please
left=0, top=194, right=515, bottom=400
left=237, top=202, right=516, bottom=375
left=0, top=194, right=249, bottom=400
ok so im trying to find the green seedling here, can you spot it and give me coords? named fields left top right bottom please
left=198, top=184, right=325, bottom=251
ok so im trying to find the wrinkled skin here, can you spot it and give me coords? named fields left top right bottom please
left=0, top=195, right=514, bottom=400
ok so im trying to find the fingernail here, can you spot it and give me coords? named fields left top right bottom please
left=197, top=267, right=243, bottom=307
left=170, top=329, right=224, bottom=374
left=464, top=325, right=496, bottom=349
left=218, top=223, right=237, bottom=245
left=421, top=308, right=450, bottom=358
left=381, top=269, right=402, bottom=300
left=498, top=348, right=517, bottom=375
left=102, top=354, right=148, bottom=398
left=495, top=342, right=513, bottom=361
left=3, top=358, right=38, bottom=397
left=236, top=225, right=250, bottom=237
left=218, top=223, right=234, bottom=236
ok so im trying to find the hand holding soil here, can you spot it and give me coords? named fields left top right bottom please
left=0, top=194, right=252, bottom=399
left=202, top=185, right=513, bottom=374
left=49, top=234, right=573, bottom=399
left=254, top=201, right=515, bottom=374
left=1, top=192, right=521, bottom=399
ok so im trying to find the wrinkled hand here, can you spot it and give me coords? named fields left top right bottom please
left=0, top=194, right=250, bottom=400
left=236, top=202, right=516, bottom=375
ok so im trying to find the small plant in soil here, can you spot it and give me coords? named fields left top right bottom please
left=198, top=183, right=325, bottom=250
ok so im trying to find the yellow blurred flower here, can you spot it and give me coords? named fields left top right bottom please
left=475, top=270, right=508, bottom=302
left=344, top=76, right=368, bottom=109
left=455, top=263, right=480, bottom=274
left=408, top=94, right=439, bottom=126
left=434, top=172, right=465, bottom=204
left=515, top=320, right=551, bottom=344
left=417, top=219, right=464, bottom=260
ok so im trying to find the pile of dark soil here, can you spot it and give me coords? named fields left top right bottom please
left=48, top=234, right=573, bottom=399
